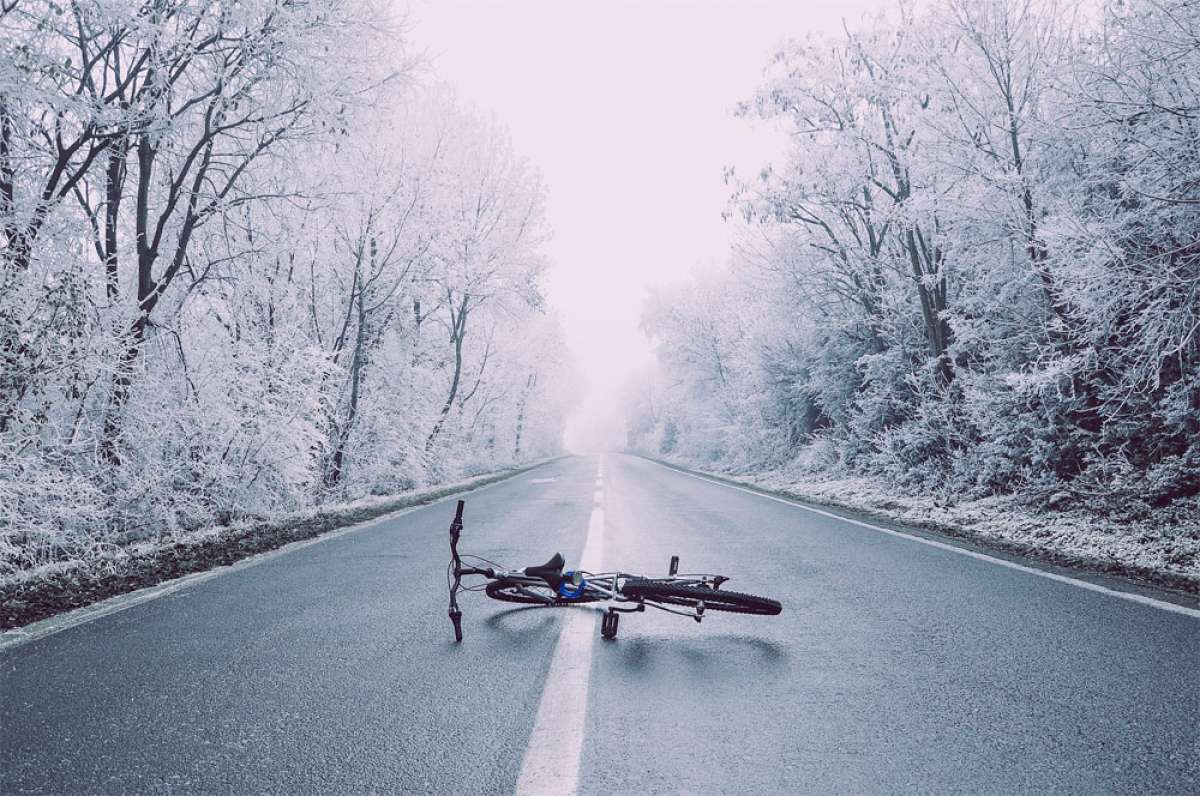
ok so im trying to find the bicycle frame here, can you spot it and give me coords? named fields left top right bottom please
left=480, top=569, right=731, bottom=617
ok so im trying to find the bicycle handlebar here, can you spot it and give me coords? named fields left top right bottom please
left=447, top=500, right=495, bottom=642
left=448, top=500, right=465, bottom=641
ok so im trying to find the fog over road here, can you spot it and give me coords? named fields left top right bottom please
left=2, top=455, right=1197, bottom=794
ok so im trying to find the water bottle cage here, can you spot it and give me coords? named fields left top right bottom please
left=557, top=571, right=587, bottom=599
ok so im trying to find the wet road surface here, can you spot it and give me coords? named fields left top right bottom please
left=2, top=454, right=1197, bottom=793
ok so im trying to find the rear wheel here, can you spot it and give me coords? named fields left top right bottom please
left=622, top=580, right=782, bottom=615
left=485, top=579, right=604, bottom=605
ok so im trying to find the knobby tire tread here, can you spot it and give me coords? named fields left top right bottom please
left=622, top=580, right=782, bottom=615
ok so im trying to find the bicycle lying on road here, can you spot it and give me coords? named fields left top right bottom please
left=445, top=500, right=782, bottom=641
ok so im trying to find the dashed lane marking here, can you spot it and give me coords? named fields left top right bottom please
left=515, top=463, right=605, bottom=795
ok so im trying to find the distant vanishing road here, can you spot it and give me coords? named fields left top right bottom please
left=2, top=455, right=1198, bottom=794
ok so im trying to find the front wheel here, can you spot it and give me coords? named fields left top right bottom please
left=485, top=579, right=605, bottom=605
left=622, top=580, right=782, bottom=615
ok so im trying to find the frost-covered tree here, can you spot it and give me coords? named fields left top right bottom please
left=0, top=4, right=570, bottom=574
left=634, top=0, right=1200, bottom=514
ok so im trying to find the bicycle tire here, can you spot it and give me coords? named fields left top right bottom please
left=485, top=579, right=605, bottom=605
left=622, top=580, right=782, bottom=615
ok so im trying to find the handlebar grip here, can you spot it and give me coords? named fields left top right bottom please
left=452, top=500, right=464, bottom=529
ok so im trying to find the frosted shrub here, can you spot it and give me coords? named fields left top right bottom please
left=0, top=448, right=109, bottom=573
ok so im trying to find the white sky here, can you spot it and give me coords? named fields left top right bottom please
left=407, top=0, right=884, bottom=450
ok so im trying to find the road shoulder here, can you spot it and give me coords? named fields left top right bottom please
left=1, top=459, right=559, bottom=634
left=636, top=454, right=1200, bottom=607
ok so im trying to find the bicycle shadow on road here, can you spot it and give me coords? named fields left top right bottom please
left=599, top=633, right=788, bottom=679
left=477, top=605, right=564, bottom=640
left=470, top=607, right=788, bottom=680
left=439, top=606, right=564, bottom=651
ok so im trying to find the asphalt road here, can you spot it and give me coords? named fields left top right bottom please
left=2, top=454, right=1197, bottom=794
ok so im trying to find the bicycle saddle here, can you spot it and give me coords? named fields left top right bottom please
left=524, top=552, right=565, bottom=590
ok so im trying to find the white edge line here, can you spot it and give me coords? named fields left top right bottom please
left=0, top=469, right=540, bottom=653
left=651, top=460, right=1200, bottom=620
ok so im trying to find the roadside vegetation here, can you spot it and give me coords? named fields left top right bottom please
left=627, top=0, right=1200, bottom=585
left=1, top=461, right=553, bottom=630
left=0, top=1, right=574, bottom=586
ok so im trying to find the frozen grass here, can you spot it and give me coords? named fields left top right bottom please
left=1, top=459, right=556, bottom=629
left=651, top=456, right=1200, bottom=595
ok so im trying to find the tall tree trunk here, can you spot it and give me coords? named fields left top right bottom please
left=904, top=228, right=953, bottom=385
left=100, top=313, right=148, bottom=463
left=103, top=136, right=129, bottom=301
left=0, top=98, right=23, bottom=430
left=324, top=295, right=368, bottom=490
left=101, top=127, right=211, bottom=462
left=0, top=95, right=15, bottom=250
left=100, top=136, right=159, bottom=464
left=513, top=372, right=536, bottom=459
left=324, top=236, right=378, bottom=491
left=426, top=295, right=469, bottom=453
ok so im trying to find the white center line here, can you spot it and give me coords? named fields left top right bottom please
left=653, top=459, right=1200, bottom=619
left=515, top=466, right=605, bottom=796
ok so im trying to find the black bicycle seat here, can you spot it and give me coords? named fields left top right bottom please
left=524, top=553, right=566, bottom=590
